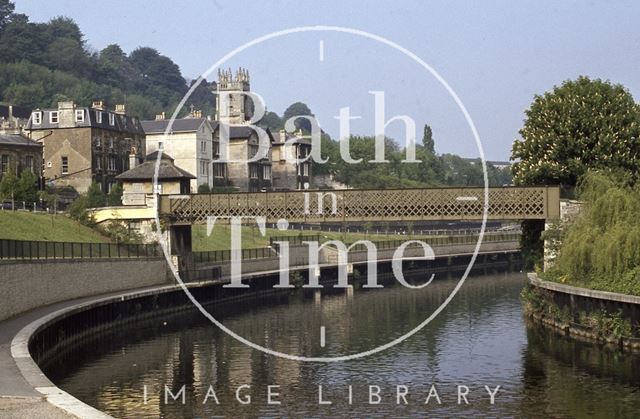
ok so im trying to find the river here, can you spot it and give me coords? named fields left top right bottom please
left=43, top=271, right=640, bottom=418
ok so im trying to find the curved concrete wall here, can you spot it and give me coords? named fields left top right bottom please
left=0, top=258, right=170, bottom=322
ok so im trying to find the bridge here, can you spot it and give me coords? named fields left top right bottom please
left=159, top=186, right=560, bottom=224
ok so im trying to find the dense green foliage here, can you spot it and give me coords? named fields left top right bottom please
left=512, top=76, right=640, bottom=269
left=547, top=172, right=640, bottom=295
left=0, top=169, right=37, bottom=204
left=0, top=0, right=214, bottom=117
left=512, top=76, right=640, bottom=187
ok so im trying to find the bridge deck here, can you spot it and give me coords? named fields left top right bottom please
left=159, top=186, right=560, bottom=224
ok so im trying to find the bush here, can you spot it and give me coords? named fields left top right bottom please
left=107, top=183, right=123, bottom=206
left=86, top=182, right=106, bottom=208
left=547, top=171, right=640, bottom=294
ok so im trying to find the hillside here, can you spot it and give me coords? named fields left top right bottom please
left=0, top=211, right=110, bottom=242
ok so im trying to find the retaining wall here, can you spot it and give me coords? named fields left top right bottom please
left=0, top=258, right=170, bottom=322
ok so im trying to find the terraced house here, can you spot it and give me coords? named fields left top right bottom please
left=0, top=104, right=42, bottom=184
left=24, top=101, right=145, bottom=194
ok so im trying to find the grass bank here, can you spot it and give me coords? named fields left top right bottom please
left=0, top=211, right=110, bottom=242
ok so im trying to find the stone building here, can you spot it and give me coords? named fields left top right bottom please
left=24, top=101, right=145, bottom=194
left=116, top=151, right=194, bottom=207
left=213, top=68, right=273, bottom=192
left=213, top=123, right=272, bottom=192
left=0, top=104, right=42, bottom=184
left=141, top=111, right=221, bottom=192
left=270, top=129, right=312, bottom=190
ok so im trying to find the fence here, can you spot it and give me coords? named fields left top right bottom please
left=0, top=239, right=162, bottom=260
left=193, top=232, right=521, bottom=263
left=269, top=234, right=322, bottom=246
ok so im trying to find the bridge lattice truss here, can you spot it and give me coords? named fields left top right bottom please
left=159, top=186, right=560, bottom=224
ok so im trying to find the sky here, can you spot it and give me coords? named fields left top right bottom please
left=14, top=0, right=640, bottom=160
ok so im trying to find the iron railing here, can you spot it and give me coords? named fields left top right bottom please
left=193, top=232, right=521, bottom=263
left=0, top=239, right=162, bottom=260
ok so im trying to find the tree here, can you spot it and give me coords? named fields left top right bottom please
left=107, top=183, right=123, bottom=206
left=283, top=102, right=314, bottom=132
left=86, top=182, right=106, bottom=208
left=0, top=171, right=18, bottom=208
left=511, top=76, right=640, bottom=269
left=258, top=110, right=282, bottom=131
left=511, top=76, right=640, bottom=187
left=0, top=0, right=15, bottom=32
left=15, top=169, right=37, bottom=203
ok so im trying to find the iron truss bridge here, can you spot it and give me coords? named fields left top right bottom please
left=159, top=186, right=560, bottom=224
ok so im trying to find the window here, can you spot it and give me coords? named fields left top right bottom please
left=50, top=111, right=59, bottom=124
left=201, top=141, right=206, bottom=153
left=1, top=155, right=8, bottom=173
left=61, top=156, right=68, bottom=174
left=109, top=113, right=115, bottom=126
left=108, top=156, right=116, bottom=171
left=302, top=163, right=309, bottom=176
left=109, top=138, right=113, bottom=149
left=95, top=155, right=101, bottom=170
left=32, top=112, right=42, bottom=125
left=158, top=141, right=164, bottom=150
left=249, top=164, right=259, bottom=179
left=263, top=165, right=271, bottom=180
left=25, top=155, right=34, bottom=173
left=213, top=163, right=225, bottom=178
left=95, top=136, right=101, bottom=147
left=200, top=160, right=208, bottom=175
left=248, top=144, right=259, bottom=160
left=95, top=111, right=102, bottom=124
left=213, top=141, right=220, bottom=157
left=75, top=109, right=84, bottom=122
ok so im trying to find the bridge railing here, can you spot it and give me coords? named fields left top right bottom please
left=192, top=231, right=520, bottom=264
left=0, top=239, right=162, bottom=261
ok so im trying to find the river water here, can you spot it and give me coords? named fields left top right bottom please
left=44, top=271, right=640, bottom=418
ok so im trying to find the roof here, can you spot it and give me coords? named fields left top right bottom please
left=24, top=107, right=144, bottom=135
left=116, top=152, right=195, bottom=181
left=141, top=118, right=208, bottom=134
left=211, top=122, right=276, bottom=140
left=0, top=133, right=42, bottom=148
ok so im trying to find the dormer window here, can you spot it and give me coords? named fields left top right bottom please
left=95, top=111, right=102, bottom=124
left=50, top=111, right=59, bottom=124
left=75, top=109, right=84, bottom=122
left=32, top=111, right=42, bottom=125
left=109, top=113, right=115, bottom=126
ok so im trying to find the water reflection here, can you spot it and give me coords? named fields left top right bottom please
left=43, top=271, right=640, bottom=418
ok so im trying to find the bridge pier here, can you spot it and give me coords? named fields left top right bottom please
left=169, top=225, right=194, bottom=281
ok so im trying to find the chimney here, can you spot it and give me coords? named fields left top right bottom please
left=58, top=101, right=75, bottom=110
left=155, top=112, right=165, bottom=121
left=129, top=153, right=138, bottom=169
left=279, top=129, right=286, bottom=142
left=114, top=104, right=126, bottom=115
left=128, top=143, right=138, bottom=169
left=92, top=100, right=105, bottom=110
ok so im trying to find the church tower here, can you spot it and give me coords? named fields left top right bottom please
left=215, top=67, right=252, bottom=124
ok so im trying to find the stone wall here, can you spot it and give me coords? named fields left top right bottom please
left=0, top=258, right=170, bottom=321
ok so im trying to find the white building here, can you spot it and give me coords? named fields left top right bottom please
left=141, top=112, right=214, bottom=192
